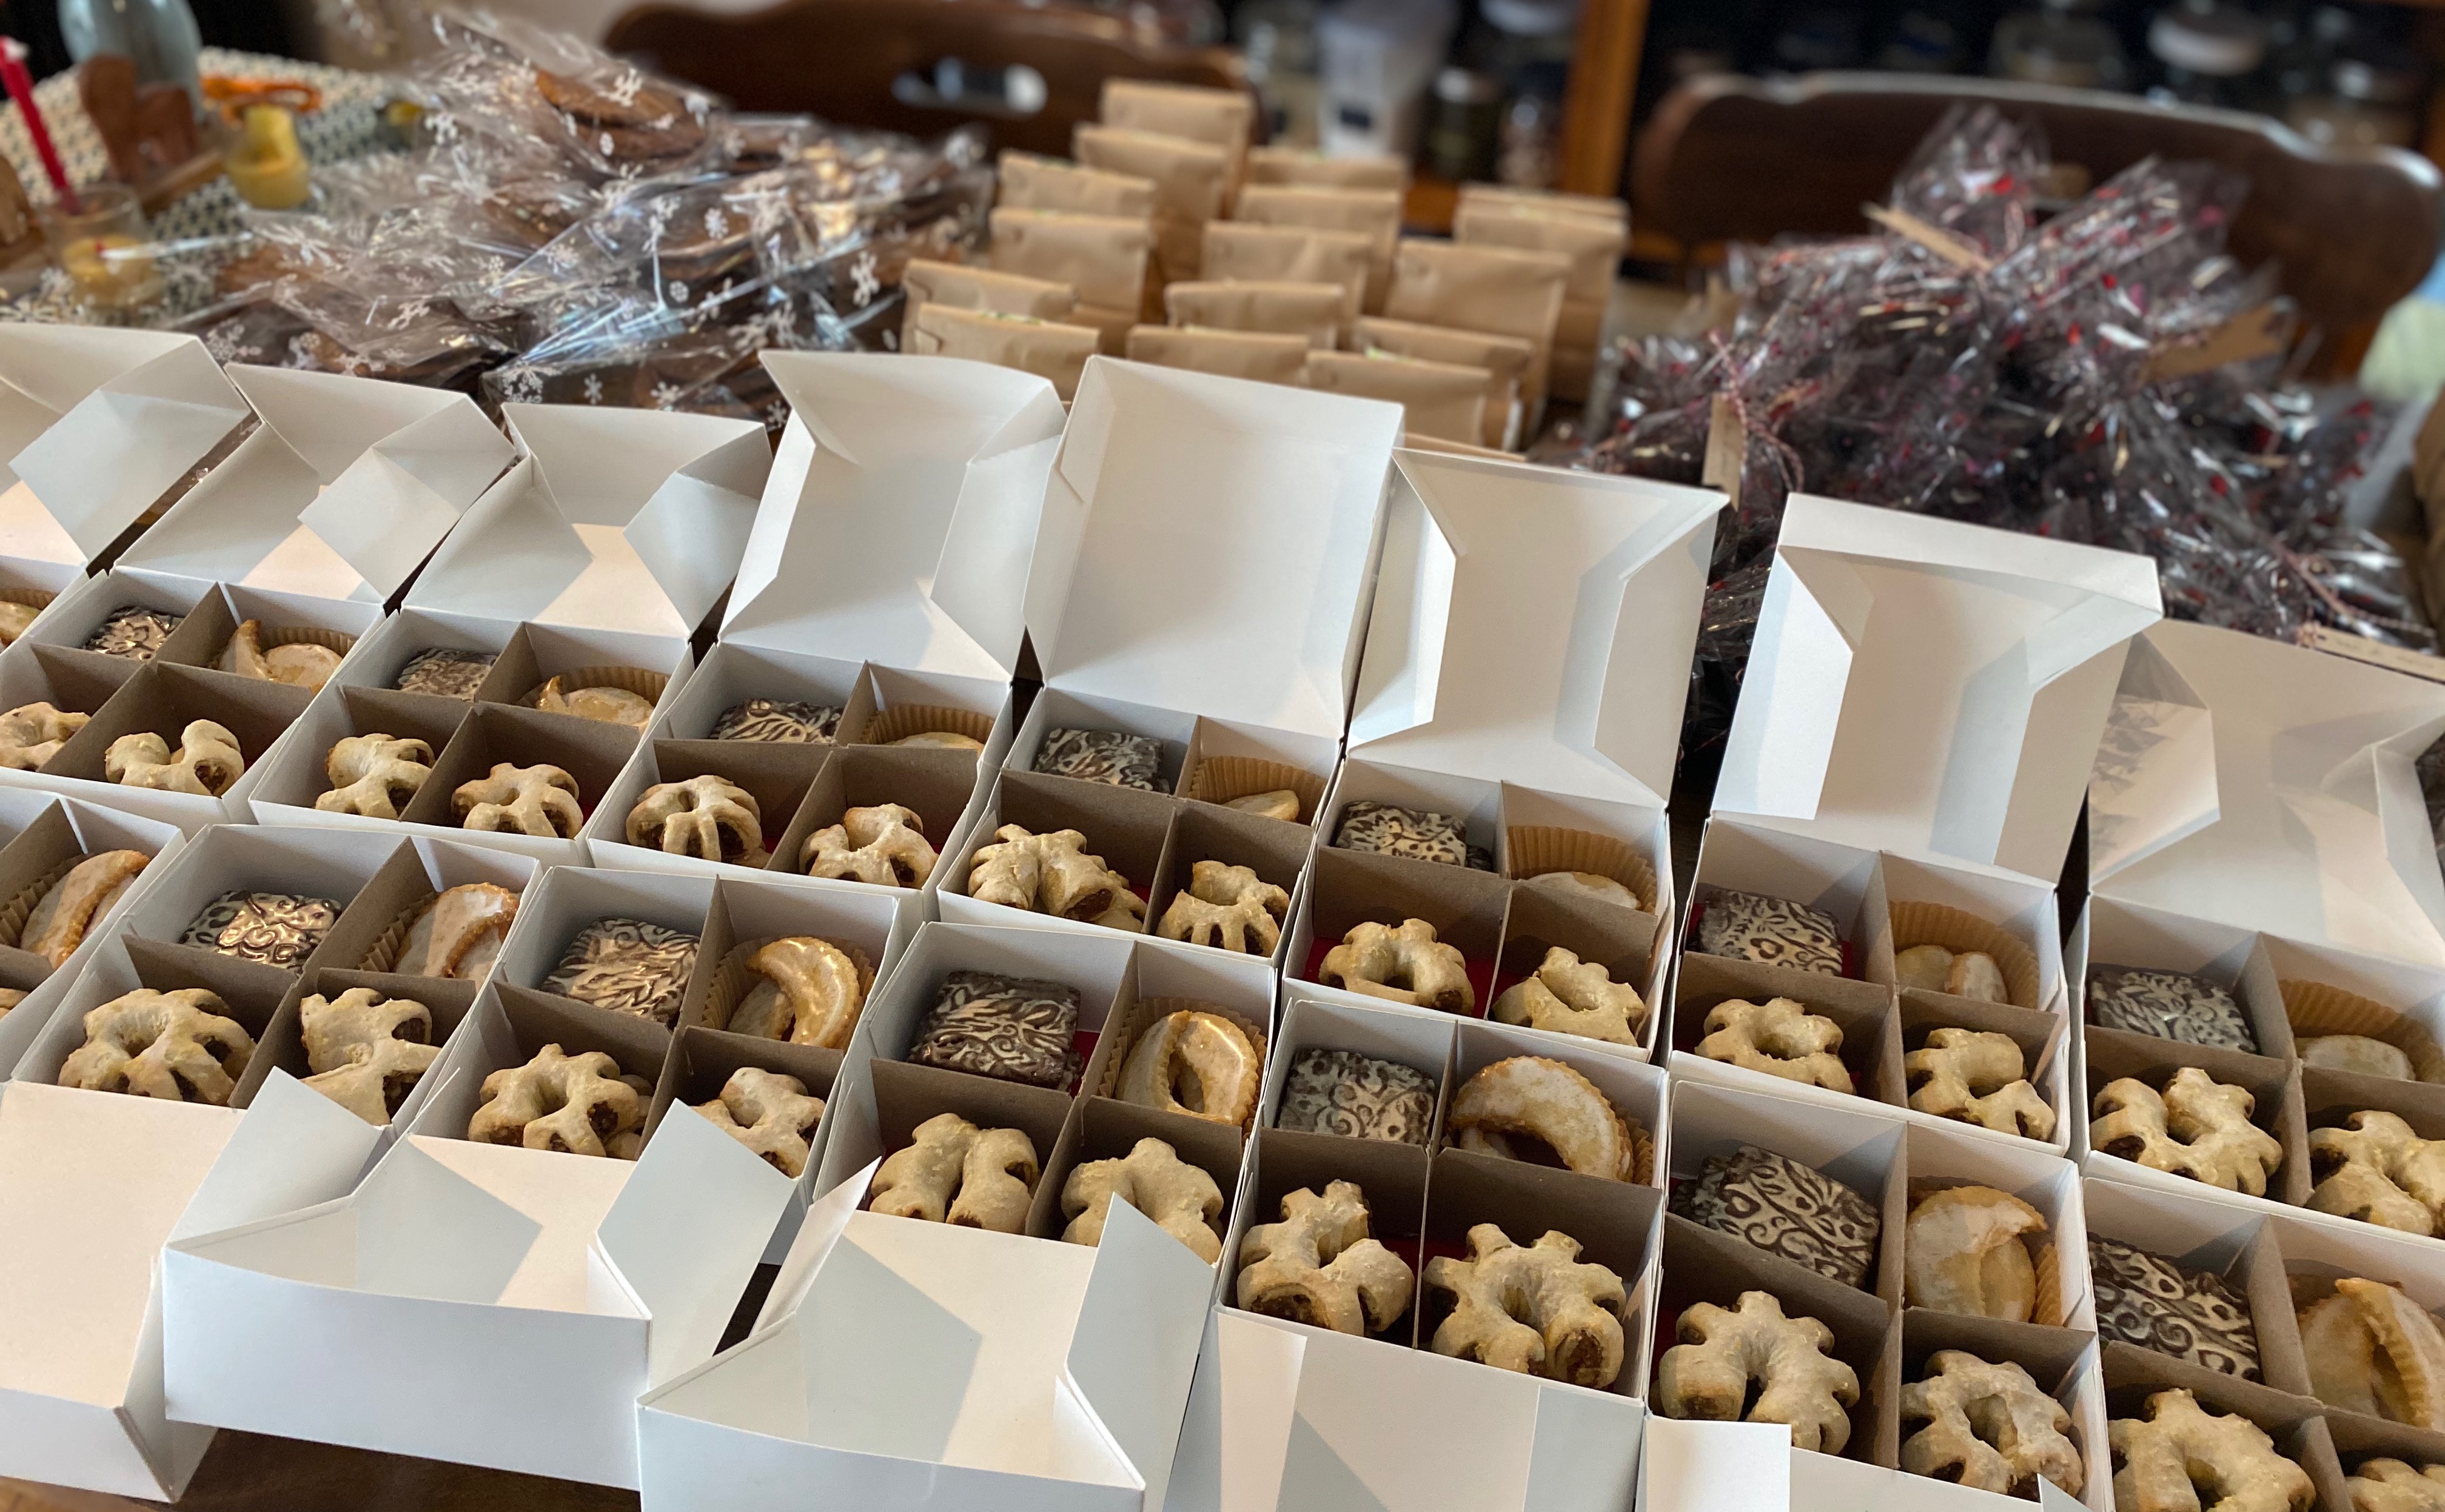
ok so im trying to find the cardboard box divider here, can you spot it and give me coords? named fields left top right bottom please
left=605, top=737, right=830, bottom=864
left=2097, top=1340, right=2350, bottom=1512
left=645, top=1022, right=847, bottom=1156
left=486, top=621, right=678, bottom=720
left=2270, top=1199, right=2445, bottom=1432
left=1257, top=993, right=1459, bottom=1143
left=2323, top=1406, right=2445, bottom=1479
left=486, top=866, right=720, bottom=1043
left=1, top=641, right=135, bottom=732
left=1489, top=880, right=1662, bottom=1052
left=1139, top=801, right=1309, bottom=968
left=44, top=660, right=308, bottom=791
left=850, top=923, right=1140, bottom=1076
left=1898, top=988, right=2068, bottom=1140
left=1667, top=1078, right=1911, bottom=1311
left=1011, top=688, right=1195, bottom=794
left=1893, top=1308, right=2107, bottom=1508
left=1004, top=688, right=1350, bottom=817
left=863, top=1052, right=1075, bottom=1213
left=240, top=686, right=462, bottom=832
left=1883, top=878, right=2051, bottom=1014
left=290, top=965, right=481, bottom=1088
left=0, top=795, right=181, bottom=1073
left=675, top=872, right=907, bottom=1042
left=1679, top=817, right=1896, bottom=991
left=2082, top=1174, right=2314, bottom=1394
left=2082, top=1028, right=2311, bottom=1208
left=1448, top=1016, right=1668, bottom=1186
left=1674, top=949, right=1907, bottom=1109
left=9, top=569, right=208, bottom=666
left=936, top=768, right=1182, bottom=938
left=320, top=834, right=538, bottom=977
left=2299, top=1062, right=2445, bottom=1152
left=1656, top=1213, right=1901, bottom=1465
left=1290, top=844, right=1513, bottom=1016
left=2284, top=976, right=2445, bottom=1083
left=647, top=640, right=871, bottom=744
left=20, top=934, right=301, bottom=1112
left=757, top=743, right=981, bottom=893
left=1899, top=1116, right=2088, bottom=1329
left=1319, top=758, right=1505, bottom=871
left=1226, top=1125, right=1432, bottom=1342
left=1078, top=987, right=1270, bottom=1116
left=0, top=803, right=106, bottom=978
left=395, top=701, right=637, bottom=838
left=107, top=822, right=403, bottom=962
left=1030, top=1094, right=1245, bottom=1246
left=1417, top=1145, right=1661, bottom=1397
left=432, top=980, right=674, bottom=1144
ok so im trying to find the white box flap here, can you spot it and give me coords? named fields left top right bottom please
left=226, top=364, right=515, bottom=597
left=1715, top=495, right=2162, bottom=880
left=409, top=406, right=768, bottom=638
left=169, top=1071, right=383, bottom=1243
left=2089, top=619, right=2445, bottom=964
left=1063, top=1198, right=1219, bottom=1512
left=1348, top=450, right=1723, bottom=806
left=0, top=329, right=247, bottom=563
left=1643, top=1419, right=1788, bottom=1512
left=725, top=353, right=1066, bottom=680
left=1027, top=358, right=1401, bottom=742
left=597, top=1099, right=794, bottom=1389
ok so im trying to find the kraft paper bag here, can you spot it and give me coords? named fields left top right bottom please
left=1100, top=78, right=1254, bottom=164
left=1351, top=315, right=1531, bottom=450
left=1455, top=182, right=1628, bottom=228
left=989, top=207, right=1151, bottom=353
left=901, top=259, right=1078, bottom=349
left=1201, top=221, right=1371, bottom=329
left=1162, top=281, right=1343, bottom=349
left=1233, top=183, right=1403, bottom=312
left=1073, top=124, right=1230, bottom=292
left=1247, top=146, right=1408, bottom=192
left=1384, top=237, right=1571, bottom=417
left=1124, top=324, right=1310, bottom=384
left=998, top=150, right=1157, bottom=219
left=1303, top=350, right=1489, bottom=444
left=909, top=306, right=1099, bottom=400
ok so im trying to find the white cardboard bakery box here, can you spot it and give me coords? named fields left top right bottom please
left=1714, top=494, right=2163, bottom=882
left=0, top=920, right=395, bottom=1501
left=156, top=981, right=798, bottom=1488
left=633, top=920, right=1261, bottom=1510
left=119, top=364, right=517, bottom=605
left=1675, top=817, right=2078, bottom=1155
left=941, top=358, right=1402, bottom=937
left=1343, top=448, right=1721, bottom=912
left=246, top=609, right=697, bottom=866
left=0, top=327, right=248, bottom=595
left=0, top=790, right=184, bottom=1077
left=2085, top=619, right=2445, bottom=968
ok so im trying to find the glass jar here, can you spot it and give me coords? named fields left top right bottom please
left=1238, top=0, right=1323, bottom=148
left=2289, top=55, right=2423, bottom=147
left=1423, top=65, right=1501, bottom=182
left=2146, top=0, right=2270, bottom=109
left=37, top=182, right=161, bottom=313
left=1990, top=0, right=2131, bottom=89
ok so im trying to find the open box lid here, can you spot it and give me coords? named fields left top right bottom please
left=639, top=1162, right=1214, bottom=1511
left=1713, top=494, right=2162, bottom=882
left=1347, top=450, right=1723, bottom=808
left=148, top=364, right=520, bottom=600
left=407, top=404, right=768, bottom=640
left=722, top=353, right=1067, bottom=681
left=1024, top=358, right=1403, bottom=743
left=1166, top=1308, right=1647, bottom=1512
left=2088, top=619, right=2445, bottom=966
left=0, top=327, right=249, bottom=568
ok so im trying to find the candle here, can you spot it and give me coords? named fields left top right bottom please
left=0, top=40, right=76, bottom=214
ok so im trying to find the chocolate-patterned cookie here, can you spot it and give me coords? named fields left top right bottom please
left=395, top=647, right=495, bottom=700
left=1034, top=728, right=1163, bottom=791
left=711, top=699, right=840, bottom=744
left=1333, top=801, right=1486, bottom=869
left=1693, top=889, right=1846, bottom=976
left=178, top=891, right=340, bottom=971
left=84, top=606, right=181, bottom=661
left=1276, top=1048, right=1437, bottom=1145
left=2088, top=1235, right=2260, bottom=1379
left=1673, top=1143, right=1879, bottom=1290
left=2087, top=965, right=2257, bottom=1052
left=543, top=918, right=699, bottom=1023
left=908, top=969, right=1081, bottom=1089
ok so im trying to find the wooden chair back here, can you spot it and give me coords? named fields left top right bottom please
left=606, top=0, right=1250, bottom=158
left=1633, top=72, right=2444, bottom=335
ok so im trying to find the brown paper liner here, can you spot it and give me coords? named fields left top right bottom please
left=0, top=854, right=81, bottom=952
left=703, top=935, right=877, bottom=1043
left=860, top=703, right=993, bottom=748
left=360, top=892, right=439, bottom=976
left=1184, top=755, right=1324, bottom=823
left=1089, top=993, right=1268, bottom=1128
left=1506, top=826, right=1657, bottom=915
left=1627, top=1119, right=1655, bottom=1185
left=1890, top=900, right=2041, bottom=1011
left=522, top=664, right=669, bottom=713
left=1908, top=1176, right=2064, bottom=1326
left=2281, top=979, right=2445, bottom=1084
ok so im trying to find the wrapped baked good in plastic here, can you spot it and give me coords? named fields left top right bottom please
left=1582, top=104, right=2428, bottom=777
